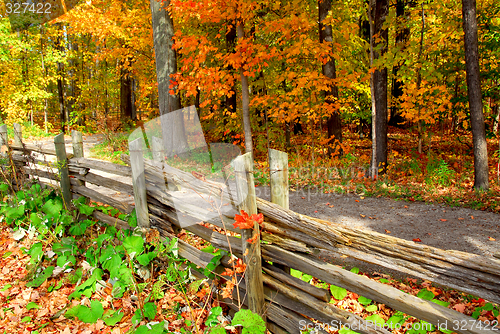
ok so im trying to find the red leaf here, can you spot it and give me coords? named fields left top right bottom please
left=413, top=238, right=422, bottom=242
left=233, top=210, right=264, bottom=230
left=233, top=210, right=253, bottom=230
left=440, top=219, right=447, bottom=222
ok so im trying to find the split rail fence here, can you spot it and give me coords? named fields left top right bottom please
left=0, top=123, right=499, bottom=334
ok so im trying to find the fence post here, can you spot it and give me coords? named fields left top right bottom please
left=13, top=123, right=22, bottom=147
left=269, top=149, right=290, bottom=274
left=71, top=130, right=84, bottom=158
left=233, top=152, right=265, bottom=318
left=129, top=137, right=149, bottom=229
left=0, top=124, right=8, bottom=155
left=71, top=130, right=85, bottom=187
left=269, top=149, right=289, bottom=209
left=151, top=136, right=164, bottom=163
left=54, top=133, right=72, bottom=209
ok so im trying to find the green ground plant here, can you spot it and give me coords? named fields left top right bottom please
left=0, top=171, right=265, bottom=333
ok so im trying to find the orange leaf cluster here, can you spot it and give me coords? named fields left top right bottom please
left=233, top=210, right=264, bottom=230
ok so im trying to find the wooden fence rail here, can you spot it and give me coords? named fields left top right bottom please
left=0, top=125, right=498, bottom=334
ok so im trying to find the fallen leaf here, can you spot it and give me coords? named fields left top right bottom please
left=326, top=202, right=330, bottom=205
left=488, top=237, right=496, bottom=241
left=440, top=219, right=447, bottom=222
left=413, top=238, right=422, bottom=242
left=360, top=214, right=366, bottom=218
left=471, top=216, right=474, bottom=219
left=404, top=205, right=408, bottom=209
left=301, top=197, right=305, bottom=199
left=385, top=229, right=391, bottom=234
left=329, top=205, right=334, bottom=208
left=458, top=218, right=464, bottom=220
left=355, top=200, right=359, bottom=202
left=453, top=304, right=466, bottom=313
left=314, top=211, right=318, bottom=213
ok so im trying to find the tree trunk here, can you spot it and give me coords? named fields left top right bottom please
left=319, top=0, right=342, bottom=157
left=415, top=3, right=425, bottom=154
left=389, top=0, right=409, bottom=127
left=237, top=23, right=253, bottom=155
left=150, top=0, right=181, bottom=115
left=150, top=0, right=189, bottom=157
left=131, top=78, right=137, bottom=121
left=462, top=0, right=489, bottom=190
left=56, top=28, right=67, bottom=134
left=369, top=0, right=389, bottom=177
left=369, top=0, right=389, bottom=176
left=40, top=27, right=49, bottom=133
left=225, top=23, right=237, bottom=115
left=493, top=103, right=499, bottom=133
left=120, top=66, right=133, bottom=122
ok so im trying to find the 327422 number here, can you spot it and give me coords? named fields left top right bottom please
left=5, top=2, right=51, bottom=14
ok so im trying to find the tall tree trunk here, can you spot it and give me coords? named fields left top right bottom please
left=225, top=23, right=237, bottom=115
left=57, top=65, right=66, bottom=133
left=131, top=78, right=137, bottom=121
left=120, top=66, right=133, bottom=122
left=150, top=0, right=188, bottom=156
left=56, top=26, right=67, bottom=133
left=369, top=0, right=389, bottom=177
left=68, top=36, right=80, bottom=127
left=150, top=0, right=181, bottom=115
left=237, top=23, right=253, bottom=155
left=389, top=0, right=409, bottom=127
left=462, top=0, right=489, bottom=190
left=415, top=3, right=425, bottom=154
left=319, top=0, right=342, bottom=157
left=40, top=27, right=49, bottom=133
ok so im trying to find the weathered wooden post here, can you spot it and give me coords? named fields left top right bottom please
left=0, top=124, right=8, bottom=156
left=71, top=130, right=84, bottom=158
left=233, top=152, right=265, bottom=318
left=269, top=149, right=289, bottom=209
left=13, top=123, right=22, bottom=147
left=54, top=133, right=72, bottom=209
left=71, top=130, right=85, bottom=187
left=151, top=136, right=164, bottom=163
left=269, top=149, right=290, bottom=274
left=129, top=137, right=149, bottom=228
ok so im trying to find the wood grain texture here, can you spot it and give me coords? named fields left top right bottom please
left=72, top=185, right=134, bottom=214
left=68, top=157, right=131, bottom=177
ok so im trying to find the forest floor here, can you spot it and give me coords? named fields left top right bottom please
left=24, top=133, right=500, bottom=274
left=0, top=132, right=497, bottom=333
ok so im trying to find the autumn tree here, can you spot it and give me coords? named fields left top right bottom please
left=462, top=0, right=489, bottom=190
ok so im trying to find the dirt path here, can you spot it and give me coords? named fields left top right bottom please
left=256, top=186, right=500, bottom=256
